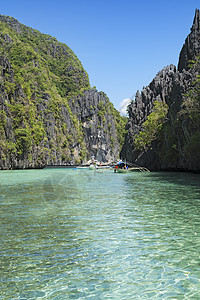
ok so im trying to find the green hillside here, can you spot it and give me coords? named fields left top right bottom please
left=0, top=15, right=126, bottom=169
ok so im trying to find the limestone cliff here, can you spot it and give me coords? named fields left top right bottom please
left=0, top=15, right=126, bottom=169
left=121, top=9, right=200, bottom=172
left=178, top=9, right=200, bottom=72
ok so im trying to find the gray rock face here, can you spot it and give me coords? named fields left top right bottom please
left=0, top=55, right=120, bottom=169
left=122, top=9, right=200, bottom=172
left=178, top=9, right=200, bottom=71
left=69, top=89, right=119, bottom=163
left=121, top=66, right=193, bottom=168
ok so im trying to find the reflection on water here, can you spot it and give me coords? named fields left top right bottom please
left=0, top=169, right=200, bottom=299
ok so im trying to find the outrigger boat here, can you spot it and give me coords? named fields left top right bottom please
left=114, top=161, right=150, bottom=173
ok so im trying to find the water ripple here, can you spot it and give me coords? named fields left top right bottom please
left=0, top=169, right=199, bottom=299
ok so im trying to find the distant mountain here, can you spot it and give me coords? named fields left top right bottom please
left=0, top=15, right=126, bottom=169
left=121, top=9, right=200, bottom=172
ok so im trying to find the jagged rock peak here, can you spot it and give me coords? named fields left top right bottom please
left=192, top=8, right=200, bottom=31
left=178, top=9, right=200, bottom=72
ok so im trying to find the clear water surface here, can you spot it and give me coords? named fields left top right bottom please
left=0, top=168, right=199, bottom=299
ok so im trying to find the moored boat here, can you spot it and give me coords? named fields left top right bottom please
left=113, top=161, right=150, bottom=173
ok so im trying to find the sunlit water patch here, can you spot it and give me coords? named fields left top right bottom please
left=0, top=168, right=200, bottom=299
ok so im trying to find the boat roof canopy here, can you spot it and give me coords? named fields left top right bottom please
left=117, top=161, right=125, bottom=165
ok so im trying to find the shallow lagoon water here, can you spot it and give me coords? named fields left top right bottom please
left=0, top=168, right=200, bottom=299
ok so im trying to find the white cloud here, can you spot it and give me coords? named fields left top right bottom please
left=119, top=98, right=131, bottom=115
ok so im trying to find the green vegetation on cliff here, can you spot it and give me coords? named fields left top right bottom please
left=156, top=58, right=200, bottom=169
left=0, top=15, right=126, bottom=168
left=0, top=16, right=90, bottom=97
left=134, top=100, right=168, bottom=151
left=178, top=56, right=200, bottom=162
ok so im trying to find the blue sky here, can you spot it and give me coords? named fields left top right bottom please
left=1, top=0, right=200, bottom=112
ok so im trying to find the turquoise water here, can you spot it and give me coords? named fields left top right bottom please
left=0, top=168, right=200, bottom=299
